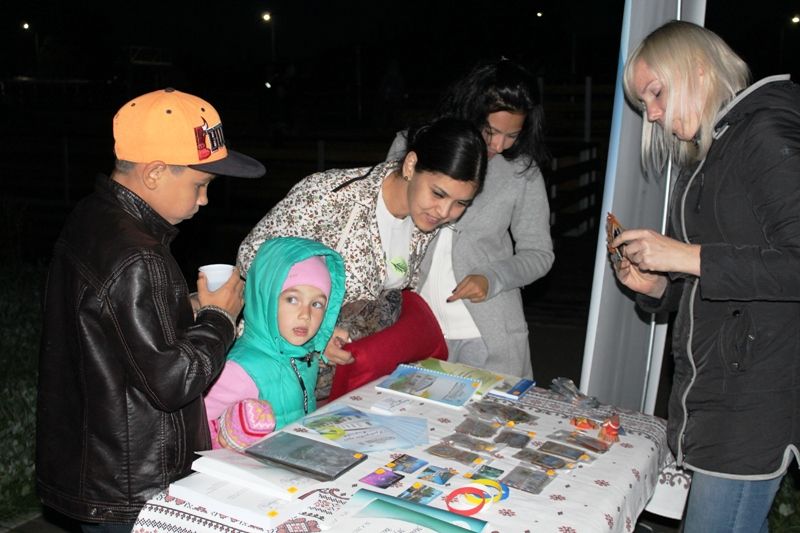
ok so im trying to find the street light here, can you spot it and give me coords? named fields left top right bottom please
left=261, top=11, right=276, bottom=63
left=21, top=20, right=40, bottom=68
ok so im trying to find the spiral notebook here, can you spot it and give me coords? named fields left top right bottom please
left=375, top=364, right=480, bottom=409
left=412, top=358, right=504, bottom=395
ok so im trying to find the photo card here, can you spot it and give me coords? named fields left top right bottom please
left=425, top=443, right=482, bottom=466
left=467, top=464, right=505, bottom=480
left=539, top=440, right=594, bottom=462
left=548, top=429, right=611, bottom=453
left=501, top=465, right=553, bottom=495
left=397, top=482, right=443, bottom=505
left=386, top=454, right=429, bottom=474
left=359, top=468, right=405, bottom=489
left=455, top=417, right=500, bottom=439
left=494, top=428, right=532, bottom=448
left=513, top=448, right=570, bottom=470
left=416, top=465, right=459, bottom=485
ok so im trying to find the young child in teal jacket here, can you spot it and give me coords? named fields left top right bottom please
left=205, top=236, right=345, bottom=445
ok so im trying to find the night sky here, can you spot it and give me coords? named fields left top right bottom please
left=2, top=1, right=799, bottom=268
left=3, top=1, right=627, bottom=96
left=2, top=0, right=798, bottom=129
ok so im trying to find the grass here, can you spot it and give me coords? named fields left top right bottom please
left=0, top=259, right=46, bottom=521
left=771, top=470, right=800, bottom=532
left=0, top=199, right=47, bottom=521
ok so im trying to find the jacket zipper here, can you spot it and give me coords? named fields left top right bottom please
left=675, top=158, right=706, bottom=465
left=289, top=356, right=311, bottom=415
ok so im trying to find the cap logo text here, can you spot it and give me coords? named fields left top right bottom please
left=193, top=118, right=226, bottom=161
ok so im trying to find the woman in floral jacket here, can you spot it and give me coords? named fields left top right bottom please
left=237, top=117, right=487, bottom=366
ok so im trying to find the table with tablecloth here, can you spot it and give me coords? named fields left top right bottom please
left=134, top=376, right=689, bottom=533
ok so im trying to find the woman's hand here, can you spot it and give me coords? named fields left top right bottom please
left=614, top=257, right=668, bottom=298
left=447, top=274, right=489, bottom=303
left=612, top=229, right=701, bottom=276
left=324, top=327, right=354, bottom=365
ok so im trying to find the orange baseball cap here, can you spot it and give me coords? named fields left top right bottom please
left=113, top=88, right=265, bottom=178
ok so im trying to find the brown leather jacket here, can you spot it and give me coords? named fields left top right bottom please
left=36, top=176, right=235, bottom=523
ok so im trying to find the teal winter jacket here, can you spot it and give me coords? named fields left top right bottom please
left=228, top=237, right=345, bottom=428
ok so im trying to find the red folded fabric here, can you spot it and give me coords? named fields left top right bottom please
left=328, top=290, right=448, bottom=400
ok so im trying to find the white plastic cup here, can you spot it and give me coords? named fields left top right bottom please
left=199, top=264, right=235, bottom=292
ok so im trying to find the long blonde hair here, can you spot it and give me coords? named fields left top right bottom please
left=623, top=21, right=750, bottom=172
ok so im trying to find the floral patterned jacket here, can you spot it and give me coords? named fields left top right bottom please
left=237, top=160, right=437, bottom=305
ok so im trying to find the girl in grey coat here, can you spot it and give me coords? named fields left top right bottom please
left=389, top=59, right=554, bottom=378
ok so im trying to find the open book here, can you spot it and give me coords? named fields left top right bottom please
left=192, top=448, right=319, bottom=500
left=375, top=364, right=480, bottom=409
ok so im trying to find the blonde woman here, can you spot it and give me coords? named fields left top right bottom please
left=611, top=20, right=800, bottom=532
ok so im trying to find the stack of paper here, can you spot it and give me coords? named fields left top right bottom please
left=192, top=448, right=319, bottom=500
left=168, top=472, right=302, bottom=529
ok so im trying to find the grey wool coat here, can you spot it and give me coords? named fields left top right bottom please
left=389, top=133, right=554, bottom=378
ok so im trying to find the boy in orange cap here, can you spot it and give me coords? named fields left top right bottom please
left=36, top=88, right=265, bottom=532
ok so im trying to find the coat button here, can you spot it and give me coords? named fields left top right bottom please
left=732, top=310, right=740, bottom=317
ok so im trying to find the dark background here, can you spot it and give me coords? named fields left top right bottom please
left=2, top=0, right=799, bottom=304
left=2, top=0, right=800, bottom=375
left=4, top=2, right=798, bottom=82
left=2, top=5, right=799, bottom=529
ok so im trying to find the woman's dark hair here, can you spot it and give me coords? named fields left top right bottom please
left=438, top=58, right=547, bottom=169
left=406, top=117, right=487, bottom=190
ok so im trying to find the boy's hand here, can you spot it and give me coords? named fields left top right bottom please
left=197, top=267, right=244, bottom=318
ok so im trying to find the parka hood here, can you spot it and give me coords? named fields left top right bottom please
left=236, top=236, right=346, bottom=360
left=713, top=75, right=794, bottom=139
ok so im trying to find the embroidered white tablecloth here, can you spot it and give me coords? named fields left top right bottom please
left=135, top=379, right=686, bottom=533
